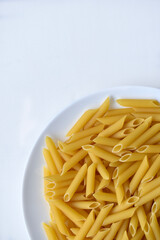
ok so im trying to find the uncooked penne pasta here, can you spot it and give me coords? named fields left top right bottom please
left=123, top=118, right=144, bottom=128
left=69, top=201, right=100, bottom=209
left=139, top=176, right=160, bottom=197
left=112, top=162, right=132, bottom=179
left=114, top=179, right=124, bottom=205
left=112, top=128, right=134, bottom=139
left=132, top=113, right=160, bottom=122
left=43, top=223, right=59, bottom=240
left=92, top=228, right=110, bottom=240
left=93, top=136, right=119, bottom=146
left=84, top=97, right=110, bottom=129
left=136, top=206, right=147, bottom=230
left=122, top=231, right=129, bottom=240
left=119, top=152, right=146, bottom=162
left=137, top=145, right=160, bottom=153
left=93, top=191, right=117, bottom=202
left=105, top=108, right=134, bottom=116
left=129, top=214, right=138, bottom=237
left=43, top=149, right=59, bottom=175
left=112, top=117, right=152, bottom=152
left=97, top=114, right=133, bottom=125
left=51, top=222, right=67, bottom=240
left=130, top=227, right=144, bottom=240
left=150, top=214, right=160, bottom=240
left=133, top=107, right=160, bottom=113
left=145, top=132, right=160, bottom=145
left=104, top=221, right=123, bottom=240
left=143, top=221, right=156, bottom=240
left=111, top=196, right=139, bottom=213
left=86, top=163, right=96, bottom=197
left=116, top=219, right=129, bottom=240
left=117, top=99, right=160, bottom=108
left=152, top=196, right=160, bottom=214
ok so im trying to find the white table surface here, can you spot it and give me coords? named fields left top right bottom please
left=0, top=0, right=160, bottom=239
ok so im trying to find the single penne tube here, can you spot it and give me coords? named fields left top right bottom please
left=112, top=117, right=152, bottom=153
left=82, top=145, right=119, bottom=162
left=46, top=186, right=70, bottom=199
left=43, top=223, right=58, bottom=240
left=139, top=176, right=160, bottom=197
left=137, top=145, right=160, bottom=153
left=66, top=109, right=98, bottom=136
left=109, top=161, right=121, bottom=167
left=129, top=156, right=149, bottom=194
left=98, top=115, right=127, bottom=137
left=92, top=228, right=110, bottom=240
left=150, top=214, right=160, bottom=240
left=114, top=179, right=124, bottom=205
left=74, top=210, right=95, bottom=240
left=130, top=227, right=144, bottom=240
left=61, top=149, right=87, bottom=175
left=46, top=179, right=72, bottom=190
left=119, top=152, right=146, bottom=162
left=95, top=144, right=131, bottom=157
left=143, top=221, right=156, bottom=240
left=121, top=231, right=129, bottom=240
left=132, top=112, right=160, bottom=121
left=116, top=219, right=129, bottom=240
left=146, top=132, right=160, bottom=145
left=123, top=180, right=130, bottom=198
left=135, top=185, right=160, bottom=207
left=130, top=123, right=160, bottom=149
left=93, top=136, right=119, bottom=146
left=112, top=128, right=134, bottom=139
left=112, top=162, right=132, bottom=179
left=105, top=108, right=134, bottom=116
left=104, top=221, right=123, bottom=240
left=116, top=99, right=160, bottom=108
left=102, top=208, right=136, bottom=226
left=136, top=206, right=147, bottom=230
left=52, top=199, right=85, bottom=225
left=69, top=201, right=100, bottom=209
left=123, top=118, right=144, bottom=128
left=68, top=124, right=104, bottom=143
left=64, top=163, right=87, bottom=202
left=97, top=114, right=134, bottom=125
left=141, top=154, right=160, bottom=183
left=93, top=191, right=117, bottom=202
left=116, top=162, right=141, bottom=186
left=129, top=214, right=138, bottom=237
left=46, top=137, right=64, bottom=173
left=59, top=135, right=94, bottom=153
left=84, top=97, right=110, bottom=129
left=49, top=203, right=71, bottom=236
left=152, top=196, right=160, bottom=214
left=111, top=196, right=139, bottom=214
left=51, top=222, right=67, bottom=240
left=86, top=163, right=96, bottom=197
left=87, top=204, right=114, bottom=237
left=44, top=170, right=76, bottom=183
left=133, top=107, right=160, bottom=113
left=44, top=167, right=52, bottom=198
left=43, top=148, right=58, bottom=175
left=58, top=150, right=81, bottom=171
left=88, top=153, right=109, bottom=180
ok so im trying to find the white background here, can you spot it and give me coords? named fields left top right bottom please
left=0, top=0, right=160, bottom=239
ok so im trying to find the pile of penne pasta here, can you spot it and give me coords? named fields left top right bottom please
left=43, top=98, right=160, bottom=240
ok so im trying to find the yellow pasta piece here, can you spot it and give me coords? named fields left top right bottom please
left=132, top=112, right=160, bottom=121
left=143, top=221, right=156, bottom=240
left=130, top=123, right=160, bottom=149
left=43, top=149, right=58, bottom=175
left=136, top=206, right=147, bottom=230
left=117, top=99, right=160, bottom=108
left=112, top=128, right=134, bottom=139
left=150, top=214, right=160, bottom=240
left=93, top=136, right=119, bottom=146
left=92, top=228, right=110, bottom=240
left=97, top=178, right=111, bottom=191
left=103, top=208, right=136, bottom=226
left=146, top=132, right=160, bottom=145
left=119, top=152, right=146, bottom=162
left=84, top=97, right=110, bottom=129
left=152, top=196, right=160, bottom=214
left=144, top=200, right=153, bottom=213
left=46, top=179, right=72, bottom=190
left=62, top=149, right=87, bottom=175
left=111, top=196, right=139, bottom=213
left=114, top=179, right=124, bottom=205
left=88, top=153, right=109, bottom=180
left=97, top=114, right=133, bottom=125
left=82, top=145, right=119, bottom=162
left=104, top=221, right=123, bottom=240
left=113, top=117, right=152, bottom=152
left=51, top=223, right=67, bottom=240
left=116, top=219, right=129, bottom=240
left=105, top=108, right=134, bottom=116
left=74, top=210, right=95, bottom=240
left=139, top=176, right=160, bottom=197
left=59, top=135, right=94, bottom=153
left=117, top=162, right=141, bottom=186
left=98, top=115, right=127, bottom=137
left=87, top=204, right=113, bottom=237
left=93, top=191, right=117, bottom=202
left=43, top=223, right=58, bottom=240
left=46, top=137, right=64, bottom=172
left=112, top=162, right=132, bottom=179
left=130, top=227, right=144, bottom=240
left=66, top=109, right=98, bottom=136
left=86, top=163, right=96, bottom=197
left=58, top=150, right=81, bottom=171
left=122, top=231, right=129, bottom=240
left=137, top=145, right=160, bottom=153
left=64, top=163, right=87, bottom=202
left=136, top=185, right=160, bottom=207
left=133, top=107, right=160, bottom=113
left=68, top=124, right=104, bottom=143
left=141, top=154, right=160, bottom=183
left=123, top=118, right=144, bottom=128
left=45, top=170, right=76, bottom=183
left=69, top=201, right=100, bottom=209
left=129, top=156, right=149, bottom=194
left=129, top=214, right=138, bottom=237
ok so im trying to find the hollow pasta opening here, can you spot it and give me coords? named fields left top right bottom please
left=152, top=202, right=157, bottom=214
left=58, top=141, right=64, bottom=151
left=82, top=145, right=94, bottom=151
left=64, top=193, right=70, bottom=202
left=120, top=153, right=131, bottom=162
left=152, top=100, right=160, bottom=107
left=112, top=168, right=118, bottom=179
left=123, top=128, right=134, bottom=135
left=113, top=144, right=123, bottom=153
left=143, top=222, right=149, bottom=234
left=127, top=196, right=139, bottom=204
left=142, top=176, right=153, bottom=184
left=89, top=202, right=100, bottom=209
left=136, top=145, right=148, bottom=153
left=129, top=224, right=136, bottom=237
left=46, top=182, right=56, bottom=189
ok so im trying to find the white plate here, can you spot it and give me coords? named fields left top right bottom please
left=23, top=86, right=160, bottom=240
